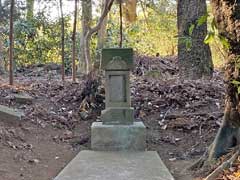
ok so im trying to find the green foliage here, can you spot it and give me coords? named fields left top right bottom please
left=204, top=31, right=215, bottom=44
left=204, top=17, right=230, bottom=50
left=1, top=11, right=75, bottom=68
left=197, top=14, right=208, bottom=26
left=231, top=80, right=240, bottom=94
left=182, top=13, right=209, bottom=51
left=231, top=80, right=240, bottom=85
left=218, top=35, right=230, bottom=49
left=15, top=16, right=67, bottom=66
left=105, top=3, right=177, bottom=56
left=188, top=24, right=195, bottom=36
left=230, top=57, right=240, bottom=94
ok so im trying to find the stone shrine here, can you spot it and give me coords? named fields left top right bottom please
left=91, top=48, right=146, bottom=151
left=100, top=48, right=133, bottom=125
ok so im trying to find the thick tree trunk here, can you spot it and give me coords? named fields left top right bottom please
left=206, top=0, right=240, bottom=161
left=177, top=0, right=213, bottom=80
left=79, top=0, right=92, bottom=74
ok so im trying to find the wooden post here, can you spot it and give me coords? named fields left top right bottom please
left=9, top=0, right=14, bottom=85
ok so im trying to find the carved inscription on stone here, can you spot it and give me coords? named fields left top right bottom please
left=109, top=75, right=126, bottom=102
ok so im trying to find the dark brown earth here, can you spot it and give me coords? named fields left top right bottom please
left=0, top=56, right=224, bottom=180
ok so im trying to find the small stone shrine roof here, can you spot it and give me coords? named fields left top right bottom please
left=101, top=48, right=133, bottom=70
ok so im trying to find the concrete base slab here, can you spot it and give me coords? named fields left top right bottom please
left=0, top=105, right=24, bottom=124
left=54, top=150, right=175, bottom=180
left=91, top=122, right=146, bottom=151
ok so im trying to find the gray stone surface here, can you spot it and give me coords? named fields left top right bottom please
left=13, top=93, right=33, bottom=104
left=105, top=71, right=131, bottom=108
left=91, top=122, right=146, bottom=151
left=54, top=150, right=175, bottom=180
left=101, top=107, right=134, bottom=125
left=0, top=105, right=24, bottom=123
left=101, top=48, right=133, bottom=70
left=109, top=75, right=126, bottom=102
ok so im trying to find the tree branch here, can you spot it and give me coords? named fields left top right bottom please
left=84, top=0, right=114, bottom=73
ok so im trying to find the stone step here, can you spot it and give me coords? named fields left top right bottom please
left=54, top=150, right=175, bottom=180
left=0, top=105, right=24, bottom=123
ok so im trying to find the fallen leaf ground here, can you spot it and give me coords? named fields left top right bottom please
left=0, top=56, right=228, bottom=180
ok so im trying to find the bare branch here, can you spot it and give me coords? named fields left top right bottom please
left=84, top=0, right=114, bottom=73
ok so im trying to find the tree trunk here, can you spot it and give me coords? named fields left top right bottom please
left=72, top=0, right=78, bottom=82
left=0, top=35, right=5, bottom=75
left=84, top=0, right=114, bottom=74
left=59, top=0, right=65, bottom=81
left=0, top=0, right=4, bottom=20
left=206, top=0, right=240, bottom=161
left=96, top=0, right=108, bottom=61
left=26, top=0, right=34, bottom=20
left=9, top=0, right=14, bottom=85
left=79, top=0, right=92, bottom=74
left=0, top=0, right=2, bottom=16
left=177, top=0, right=213, bottom=80
left=0, top=0, right=6, bottom=74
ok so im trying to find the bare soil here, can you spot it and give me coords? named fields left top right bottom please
left=0, top=57, right=224, bottom=180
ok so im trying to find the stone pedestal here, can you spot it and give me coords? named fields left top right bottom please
left=91, top=122, right=146, bottom=151
left=101, top=107, right=134, bottom=125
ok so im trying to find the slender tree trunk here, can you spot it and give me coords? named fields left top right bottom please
left=119, top=0, right=123, bottom=48
left=26, top=0, right=34, bottom=20
left=80, top=0, right=92, bottom=74
left=0, top=0, right=4, bottom=74
left=84, top=0, right=114, bottom=74
left=0, top=0, right=2, bottom=14
left=206, top=0, right=240, bottom=161
left=96, top=0, right=108, bottom=60
left=0, top=35, right=5, bottom=75
left=72, top=0, right=78, bottom=82
left=9, top=0, right=14, bottom=85
left=59, top=0, right=65, bottom=81
left=177, top=0, right=213, bottom=80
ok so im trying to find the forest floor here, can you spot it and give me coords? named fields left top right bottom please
left=0, top=56, right=226, bottom=180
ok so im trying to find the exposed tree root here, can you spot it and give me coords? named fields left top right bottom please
left=188, top=122, right=240, bottom=176
left=188, top=142, right=240, bottom=180
left=187, top=146, right=210, bottom=171
left=205, top=149, right=239, bottom=180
